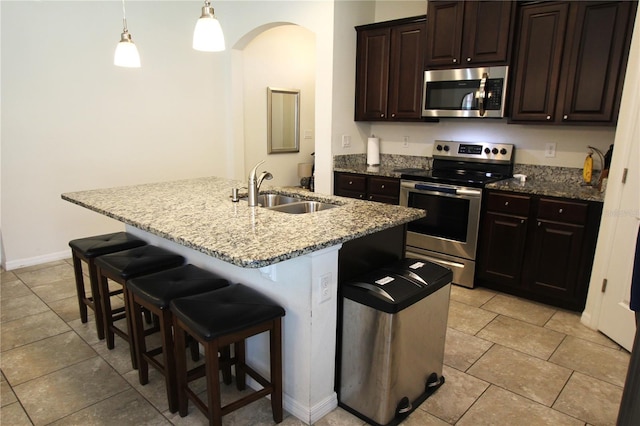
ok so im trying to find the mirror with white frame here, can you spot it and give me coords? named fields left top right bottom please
left=267, top=87, right=300, bottom=154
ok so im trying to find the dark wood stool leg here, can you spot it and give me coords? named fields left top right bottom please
left=97, top=269, right=116, bottom=350
left=205, top=341, right=223, bottom=426
left=124, top=285, right=139, bottom=370
left=220, top=346, right=232, bottom=385
left=270, top=319, right=283, bottom=423
left=234, top=341, right=246, bottom=391
left=130, top=295, right=149, bottom=385
left=160, top=307, right=179, bottom=413
left=174, top=318, right=189, bottom=417
left=71, top=253, right=88, bottom=324
left=189, top=337, right=200, bottom=362
left=87, top=259, right=105, bottom=340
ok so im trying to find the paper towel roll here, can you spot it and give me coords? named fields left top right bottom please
left=367, top=136, right=380, bottom=165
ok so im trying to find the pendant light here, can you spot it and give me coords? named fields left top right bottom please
left=193, top=1, right=225, bottom=52
left=114, top=0, right=141, bottom=68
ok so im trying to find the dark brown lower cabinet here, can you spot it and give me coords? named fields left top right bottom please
left=477, top=190, right=602, bottom=311
left=334, top=172, right=400, bottom=205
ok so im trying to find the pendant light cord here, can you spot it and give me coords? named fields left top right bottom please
left=121, top=0, right=129, bottom=32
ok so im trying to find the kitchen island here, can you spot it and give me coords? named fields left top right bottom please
left=62, top=176, right=424, bottom=424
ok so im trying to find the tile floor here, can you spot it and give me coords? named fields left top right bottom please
left=0, top=259, right=631, bottom=425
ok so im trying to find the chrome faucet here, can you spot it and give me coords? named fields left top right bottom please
left=247, top=160, right=273, bottom=207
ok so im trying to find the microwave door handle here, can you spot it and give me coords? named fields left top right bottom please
left=477, top=72, right=488, bottom=117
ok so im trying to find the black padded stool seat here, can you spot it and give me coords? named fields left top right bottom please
left=95, top=245, right=185, bottom=368
left=171, top=284, right=285, bottom=426
left=69, top=232, right=146, bottom=340
left=127, top=264, right=230, bottom=413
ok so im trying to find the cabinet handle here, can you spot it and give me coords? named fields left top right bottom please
left=348, top=181, right=353, bottom=185
left=505, top=201, right=509, bottom=206
left=380, top=113, right=385, bottom=118
left=453, top=58, right=457, bottom=63
left=563, top=115, right=568, bottom=120
left=559, top=208, right=563, bottom=214
left=466, top=57, right=471, bottom=62
left=381, top=184, right=385, bottom=189
left=538, top=221, right=542, bottom=227
left=521, top=219, right=525, bottom=224
left=546, top=115, right=551, bottom=120
left=359, top=194, right=364, bottom=199
left=369, top=195, right=373, bottom=200
left=391, top=113, right=395, bottom=118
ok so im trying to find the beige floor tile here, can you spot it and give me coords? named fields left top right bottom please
left=14, top=263, right=75, bottom=288
left=401, top=408, right=450, bottom=425
left=443, top=327, right=493, bottom=372
left=450, top=285, right=497, bottom=307
left=550, top=336, right=630, bottom=387
left=67, top=317, right=102, bottom=346
left=546, top=310, right=621, bottom=349
left=457, top=385, right=584, bottom=426
left=12, top=260, right=68, bottom=275
left=1, top=380, right=18, bottom=407
left=123, top=367, right=173, bottom=413
left=313, top=407, right=367, bottom=426
left=30, top=278, right=77, bottom=303
left=48, top=388, right=170, bottom=425
left=1, top=331, right=96, bottom=385
left=447, top=300, right=498, bottom=335
left=1, top=311, right=70, bottom=351
left=1, top=293, right=50, bottom=323
left=47, top=295, right=86, bottom=322
left=13, top=357, right=128, bottom=425
left=467, top=345, right=572, bottom=406
left=0, top=401, right=33, bottom=425
left=481, top=294, right=557, bottom=326
left=93, top=335, right=136, bottom=375
left=421, top=364, right=489, bottom=423
left=477, top=315, right=565, bottom=360
left=0, top=279, right=33, bottom=300
left=554, top=371, right=623, bottom=425
left=1, top=269, right=19, bottom=283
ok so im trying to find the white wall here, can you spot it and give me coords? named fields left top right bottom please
left=242, top=25, right=316, bottom=188
left=1, top=1, right=335, bottom=269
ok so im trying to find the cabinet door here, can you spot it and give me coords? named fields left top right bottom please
left=367, top=176, right=400, bottom=204
left=334, top=172, right=367, bottom=200
left=425, top=1, right=464, bottom=67
left=461, top=1, right=514, bottom=65
left=510, top=2, right=570, bottom=122
left=355, top=27, right=390, bottom=121
left=560, top=1, right=634, bottom=123
left=477, top=212, right=528, bottom=289
left=528, top=220, right=585, bottom=301
left=387, top=22, right=426, bottom=120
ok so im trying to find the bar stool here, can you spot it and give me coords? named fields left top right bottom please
left=127, top=264, right=230, bottom=413
left=95, top=245, right=185, bottom=368
left=171, top=284, right=285, bottom=426
left=69, top=232, right=146, bottom=339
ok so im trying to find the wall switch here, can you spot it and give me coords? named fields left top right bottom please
left=319, top=273, right=331, bottom=303
left=402, top=136, right=409, bottom=148
left=341, top=135, right=351, bottom=148
left=545, top=142, right=557, bottom=158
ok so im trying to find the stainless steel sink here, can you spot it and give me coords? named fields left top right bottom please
left=242, top=193, right=338, bottom=214
left=268, top=201, right=338, bottom=214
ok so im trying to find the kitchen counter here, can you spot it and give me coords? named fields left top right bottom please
left=61, top=176, right=423, bottom=424
left=486, top=177, right=605, bottom=202
left=62, top=176, right=424, bottom=268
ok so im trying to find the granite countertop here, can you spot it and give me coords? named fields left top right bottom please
left=61, top=177, right=424, bottom=268
left=333, top=164, right=407, bottom=178
left=486, top=177, right=605, bottom=202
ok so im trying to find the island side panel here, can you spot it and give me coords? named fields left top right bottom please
left=125, top=225, right=340, bottom=425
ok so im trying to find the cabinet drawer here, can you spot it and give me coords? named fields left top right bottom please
left=336, top=173, right=367, bottom=192
left=486, top=192, right=530, bottom=216
left=537, top=199, right=588, bottom=224
left=367, top=176, right=400, bottom=197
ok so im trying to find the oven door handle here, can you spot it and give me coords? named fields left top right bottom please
left=456, top=188, right=482, bottom=197
left=413, top=184, right=457, bottom=194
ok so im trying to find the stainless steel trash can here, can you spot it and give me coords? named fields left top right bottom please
left=339, top=258, right=452, bottom=426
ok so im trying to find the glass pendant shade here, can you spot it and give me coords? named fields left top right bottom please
left=114, top=31, right=141, bottom=68
left=193, top=2, right=225, bottom=52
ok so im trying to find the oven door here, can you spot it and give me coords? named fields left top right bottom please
left=400, top=180, right=482, bottom=260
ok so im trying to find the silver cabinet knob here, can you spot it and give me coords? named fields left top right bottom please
left=467, top=57, right=471, bottom=62
left=381, top=185, right=385, bottom=189
left=521, top=219, right=525, bottom=224
left=391, top=113, right=395, bottom=118
left=453, top=58, right=457, bottom=63
left=546, top=115, right=551, bottom=120
left=380, top=113, right=384, bottom=118
left=505, top=201, right=509, bottom=206
left=348, top=181, right=353, bottom=185
left=559, top=208, right=563, bottom=213
left=563, top=115, right=568, bottom=120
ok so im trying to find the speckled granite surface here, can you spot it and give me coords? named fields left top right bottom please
left=61, top=177, right=424, bottom=268
left=334, top=155, right=605, bottom=202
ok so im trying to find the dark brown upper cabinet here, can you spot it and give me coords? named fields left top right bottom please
left=510, top=1, right=636, bottom=124
left=425, top=1, right=515, bottom=69
left=355, top=16, right=429, bottom=121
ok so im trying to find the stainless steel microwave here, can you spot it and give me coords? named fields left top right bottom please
left=422, top=66, right=508, bottom=118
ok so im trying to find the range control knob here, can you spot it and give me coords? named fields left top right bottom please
left=500, top=148, right=508, bottom=155
left=443, top=145, right=450, bottom=152
left=436, top=144, right=443, bottom=151
left=484, top=147, right=491, bottom=154
left=492, top=148, right=499, bottom=154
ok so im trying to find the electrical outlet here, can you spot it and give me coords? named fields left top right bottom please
left=320, top=273, right=331, bottom=303
left=341, top=135, right=351, bottom=148
left=402, top=136, right=409, bottom=148
left=545, top=142, right=557, bottom=158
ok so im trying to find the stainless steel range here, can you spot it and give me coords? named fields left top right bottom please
left=400, top=141, right=515, bottom=288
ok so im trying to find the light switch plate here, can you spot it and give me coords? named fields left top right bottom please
left=545, top=142, right=556, bottom=158
left=342, top=135, right=351, bottom=148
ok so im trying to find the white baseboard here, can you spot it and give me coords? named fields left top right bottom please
left=3, top=250, right=70, bottom=271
